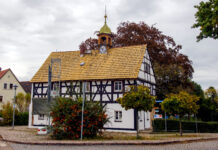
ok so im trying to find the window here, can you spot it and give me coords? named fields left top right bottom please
left=10, top=84, right=13, bottom=89
left=85, top=82, right=90, bottom=92
left=114, top=81, right=122, bottom=92
left=114, top=111, right=122, bottom=122
left=144, top=63, right=150, bottom=74
left=0, top=96, right=3, bottom=102
left=38, top=114, right=44, bottom=120
left=4, top=83, right=7, bottom=89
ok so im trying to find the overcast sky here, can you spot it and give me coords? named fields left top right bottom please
left=0, top=0, right=217, bottom=90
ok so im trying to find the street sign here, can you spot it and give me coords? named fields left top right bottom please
left=51, top=90, right=58, bottom=97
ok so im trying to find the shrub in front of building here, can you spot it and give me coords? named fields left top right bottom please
left=1, top=102, right=28, bottom=126
left=15, top=112, right=29, bottom=125
left=50, top=97, right=108, bottom=140
left=1, top=102, right=17, bottom=125
left=153, top=119, right=218, bottom=133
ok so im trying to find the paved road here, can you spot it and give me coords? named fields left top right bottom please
left=9, top=140, right=218, bottom=150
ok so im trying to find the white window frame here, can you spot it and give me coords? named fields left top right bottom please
left=114, top=111, right=122, bottom=122
left=38, top=114, right=45, bottom=120
left=114, top=81, right=122, bottom=92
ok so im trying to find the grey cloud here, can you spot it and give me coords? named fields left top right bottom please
left=0, top=0, right=217, bottom=90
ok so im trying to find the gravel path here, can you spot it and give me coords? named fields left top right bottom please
left=9, top=140, right=218, bottom=150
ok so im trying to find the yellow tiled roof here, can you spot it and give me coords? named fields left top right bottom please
left=31, top=45, right=146, bottom=82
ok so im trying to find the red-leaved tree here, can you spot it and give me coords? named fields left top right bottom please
left=79, top=21, right=194, bottom=99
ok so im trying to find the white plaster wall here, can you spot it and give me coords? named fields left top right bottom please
left=0, top=70, right=26, bottom=109
left=104, top=103, right=134, bottom=129
left=137, top=50, right=156, bottom=84
left=33, top=115, right=50, bottom=125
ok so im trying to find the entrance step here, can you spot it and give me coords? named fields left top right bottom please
left=140, top=129, right=152, bottom=134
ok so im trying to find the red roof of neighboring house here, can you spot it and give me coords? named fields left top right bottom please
left=0, top=69, right=10, bottom=79
left=20, top=81, right=32, bottom=93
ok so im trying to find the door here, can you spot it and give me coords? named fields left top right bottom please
left=138, top=111, right=144, bottom=130
left=144, top=111, right=151, bottom=129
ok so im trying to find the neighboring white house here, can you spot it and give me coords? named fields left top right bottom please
left=0, top=68, right=26, bottom=110
left=28, top=14, right=156, bottom=131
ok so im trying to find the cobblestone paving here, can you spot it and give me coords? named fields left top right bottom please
left=9, top=140, right=218, bottom=150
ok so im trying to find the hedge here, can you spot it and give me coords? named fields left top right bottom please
left=15, top=112, right=29, bottom=125
left=0, top=112, right=28, bottom=126
left=153, top=119, right=218, bottom=133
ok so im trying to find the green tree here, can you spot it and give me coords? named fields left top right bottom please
left=154, top=63, right=192, bottom=99
left=116, top=85, right=156, bottom=138
left=204, top=86, right=218, bottom=121
left=16, top=93, right=25, bottom=112
left=192, top=0, right=218, bottom=41
left=16, top=92, right=31, bottom=112
left=25, top=93, right=31, bottom=111
left=205, top=86, right=217, bottom=101
left=2, top=102, right=18, bottom=125
left=190, top=81, right=207, bottom=121
left=161, top=91, right=199, bottom=136
left=190, top=81, right=205, bottom=99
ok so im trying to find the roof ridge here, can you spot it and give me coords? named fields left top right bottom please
left=51, top=44, right=147, bottom=54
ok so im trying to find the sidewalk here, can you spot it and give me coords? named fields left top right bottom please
left=0, top=126, right=217, bottom=145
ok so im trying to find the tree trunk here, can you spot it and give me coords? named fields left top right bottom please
left=179, top=118, right=183, bottom=136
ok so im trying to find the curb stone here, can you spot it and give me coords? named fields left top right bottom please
left=1, top=137, right=218, bottom=146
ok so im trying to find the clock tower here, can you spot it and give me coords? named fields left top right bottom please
left=98, top=12, right=112, bottom=54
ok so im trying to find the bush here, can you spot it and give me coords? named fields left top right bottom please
left=0, top=111, right=2, bottom=117
left=153, top=119, right=218, bottom=133
left=2, top=102, right=19, bottom=125
left=1, top=102, right=28, bottom=126
left=51, top=97, right=108, bottom=139
left=15, top=112, right=29, bottom=125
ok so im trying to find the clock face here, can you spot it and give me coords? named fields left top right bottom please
left=100, top=45, right=107, bottom=54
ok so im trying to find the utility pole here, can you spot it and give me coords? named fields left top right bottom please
left=47, top=58, right=61, bottom=131
left=48, top=65, right=52, bottom=128
left=12, top=85, right=18, bottom=129
left=80, top=82, right=86, bottom=140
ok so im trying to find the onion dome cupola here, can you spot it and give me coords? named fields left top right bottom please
left=99, top=15, right=112, bottom=34
left=98, top=11, right=112, bottom=54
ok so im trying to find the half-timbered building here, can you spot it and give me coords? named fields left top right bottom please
left=29, top=14, right=156, bottom=131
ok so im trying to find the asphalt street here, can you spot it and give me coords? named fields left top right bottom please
left=7, top=140, right=218, bottom=150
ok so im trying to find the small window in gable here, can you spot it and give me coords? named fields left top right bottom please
left=38, top=114, right=44, bottom=120
left=114, top=111, right=122, bottom=122
left=0, top=96, right=3, bottom=102
left=4, top=83, right=7, bottom=89
left=144, top=63, right=150, bottom=74
left=114, top=81, right=122, bottom=92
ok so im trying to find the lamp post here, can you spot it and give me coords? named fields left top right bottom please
left=12, top=84, right=18, bottom=129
